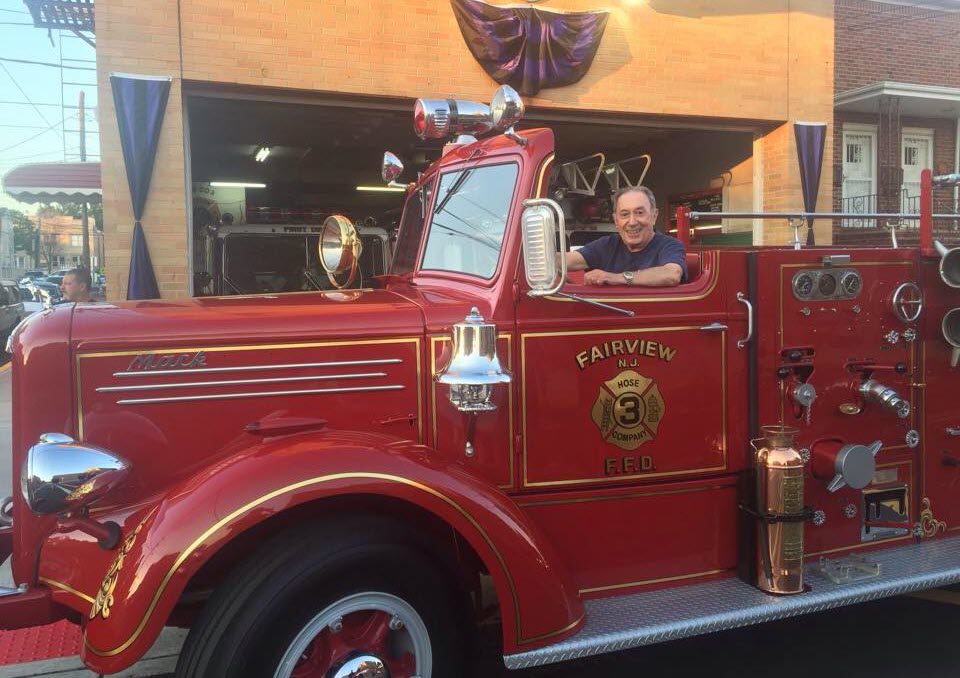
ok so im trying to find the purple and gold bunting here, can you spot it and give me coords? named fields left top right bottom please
left=110, top=74, right=170, bottom=299
left=794, top=122, right=827, bottom=246
left=451, top=0, right=609, bottom=96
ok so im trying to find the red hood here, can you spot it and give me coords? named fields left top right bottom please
left=70, top=290, right=425, bottom=351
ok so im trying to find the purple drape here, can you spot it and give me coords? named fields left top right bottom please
left=111, top=74, right=170, bottom=300
left=450, top=0, right=609, bottom=96
left=794, top=122, right=827, bottom=246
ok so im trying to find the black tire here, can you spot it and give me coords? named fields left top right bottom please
left=175, top=517, right=467, bottom=678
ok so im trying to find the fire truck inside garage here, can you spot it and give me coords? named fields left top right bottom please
left=185, top=90, right=758, bottom=297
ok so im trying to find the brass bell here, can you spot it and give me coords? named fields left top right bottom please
left=436, top=308, right=511, bottom=412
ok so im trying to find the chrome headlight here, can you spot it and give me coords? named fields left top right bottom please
left=21, top=433, right=130, bottom=515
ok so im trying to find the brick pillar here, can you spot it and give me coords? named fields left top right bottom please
left=756, top=0, right=835, bottom=246
left=97, top=0, right=189, bottom=300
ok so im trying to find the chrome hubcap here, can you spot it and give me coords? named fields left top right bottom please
left=273, top=592, right=431, bottom=678
left=328, top=653, right=389, bottom=678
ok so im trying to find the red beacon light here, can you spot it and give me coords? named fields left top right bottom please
left=413, top=85, right=525, bottom=142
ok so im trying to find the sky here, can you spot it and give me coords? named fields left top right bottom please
left=0, top=0, right=99, bottom=212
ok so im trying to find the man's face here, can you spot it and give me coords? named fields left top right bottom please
left=614, top=190, right=658, bottom=252
left=61, top=273, right=87, bottom=302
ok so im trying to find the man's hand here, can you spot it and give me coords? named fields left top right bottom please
left=583, top=269, right=617, bottom=286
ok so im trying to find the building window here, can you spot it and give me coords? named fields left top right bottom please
left=71, top=235, right=83, bottom=247
left=846, top=143, right=862, bottom=164
left=72, top=256, right=81, bottom=265
left=904, top=147, right=919, bottom=166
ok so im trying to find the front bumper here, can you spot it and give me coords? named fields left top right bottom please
left=0, top=526, right=70, bottom=629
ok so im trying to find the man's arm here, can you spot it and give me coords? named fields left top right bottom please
left=583, top=263, right=683, bottom=287
left=564, top=250, right=588, bottom=271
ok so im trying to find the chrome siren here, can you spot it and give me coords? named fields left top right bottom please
left=436, top=308, right=511, bottom=412
left=413, top=86, right=525, bottom=141
left=414, top=98, right=492, bottom=140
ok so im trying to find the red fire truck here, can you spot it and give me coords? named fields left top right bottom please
left=3, top=86, right=960, bottom=677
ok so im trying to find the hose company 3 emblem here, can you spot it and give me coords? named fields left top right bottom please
left=591, top=370, right=665, bottom=451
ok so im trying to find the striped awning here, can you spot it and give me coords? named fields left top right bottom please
left=2, top=161, right=101, bottom=204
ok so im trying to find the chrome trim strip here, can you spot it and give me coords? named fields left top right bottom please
left=112, top=358, right=402, bottom=378
left=117, top=384, right=405, bottom=405
left=97, top=372, right=387, bottom=393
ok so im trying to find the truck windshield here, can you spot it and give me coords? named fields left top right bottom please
left=419, top=162, right=518, bottom=279
left=391, top=177, right=434, bottom=275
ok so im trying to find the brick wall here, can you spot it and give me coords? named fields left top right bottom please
left=833, top=1, right=960, bottom=247
left=97, top=0, right=835, bottom=296
left=836, top=0, right=960, bottom=93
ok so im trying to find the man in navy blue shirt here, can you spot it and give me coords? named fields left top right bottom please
left=565, top=186, right=686, bottom=287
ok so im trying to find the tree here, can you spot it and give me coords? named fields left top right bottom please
left=39, top=232, right=62, bottom=272
left=0, top=208, right=38, bottom=264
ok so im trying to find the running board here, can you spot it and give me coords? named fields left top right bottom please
left=504, top=535, right=960, bottom=669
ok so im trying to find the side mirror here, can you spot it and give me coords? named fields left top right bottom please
left=520, top=198, right=567, bottom=297
left=382, top=152, right=405, bottom=188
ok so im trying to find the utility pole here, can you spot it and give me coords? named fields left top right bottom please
left=78, top=90, right=91, bottom=272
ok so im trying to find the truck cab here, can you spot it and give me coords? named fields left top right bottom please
left=3, top=86, right=960, bottom=678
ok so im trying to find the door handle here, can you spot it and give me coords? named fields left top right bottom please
left=946, top=427, right=960, bottom=437
left=736, top=292, right=753, bottom=349
left=699, top=322, right=728, bottom=332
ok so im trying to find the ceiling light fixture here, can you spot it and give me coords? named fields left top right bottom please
left=255, top=146, right=271, bottom=162
left=356, top=185, right=406, bottom=192
left=211, top=181, right=266, bottom=188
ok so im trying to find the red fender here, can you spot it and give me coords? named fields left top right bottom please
left=79, top=430, right=583, bottom=674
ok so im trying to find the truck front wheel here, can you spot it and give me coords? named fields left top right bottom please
left=175, top=519, right=467, bottom=678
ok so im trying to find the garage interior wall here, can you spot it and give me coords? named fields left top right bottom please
left=96, top=0, right=834, bottom=298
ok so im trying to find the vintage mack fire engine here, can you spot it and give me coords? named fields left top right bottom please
left=3, top=85, right=960, bottom=677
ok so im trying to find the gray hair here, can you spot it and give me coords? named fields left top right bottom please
left=612, top=185, right=657, bottom=212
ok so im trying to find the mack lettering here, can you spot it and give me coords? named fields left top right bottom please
left=126, top=351, right=207, bottom=372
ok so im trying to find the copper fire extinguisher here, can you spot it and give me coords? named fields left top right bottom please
left=750, top=425, right=806, bottom=595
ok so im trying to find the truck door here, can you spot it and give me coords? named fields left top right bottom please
left=514, top=252, right=748, bottom=491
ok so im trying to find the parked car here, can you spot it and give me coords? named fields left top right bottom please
left=20, top=280, right=61, bottom=305
left=43, top=275, right=64, bottom=287
left=17, top=271, right=45, bottom=285
left=0, top=280, right=24, bottom=346
left=17, top=287, right=44, bottom=315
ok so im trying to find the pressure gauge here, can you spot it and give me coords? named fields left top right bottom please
left=793, top=272, right=815, bottom=299
left=818, top=272, right=837, bottom=296
left=840, top=271, right=862, bottom=296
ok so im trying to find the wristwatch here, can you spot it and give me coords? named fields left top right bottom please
left=622, top=271, right=635, bottom=285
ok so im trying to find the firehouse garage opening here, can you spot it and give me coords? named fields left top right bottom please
left=186, top=93, right=756, bottom=297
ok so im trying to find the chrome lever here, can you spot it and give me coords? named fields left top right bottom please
left=736, top=292, right=753, bottom=349
left=946, top=427, right=960, bottom=437
left=699, top=322, right=728, bottom=332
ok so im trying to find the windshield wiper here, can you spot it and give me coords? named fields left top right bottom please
left=433, top=168, right=473, bottom=216
left=432, top=149, right=482, bottom=215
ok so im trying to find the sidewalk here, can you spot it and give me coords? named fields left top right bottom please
left=0, top=629, right=185, bottom=678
